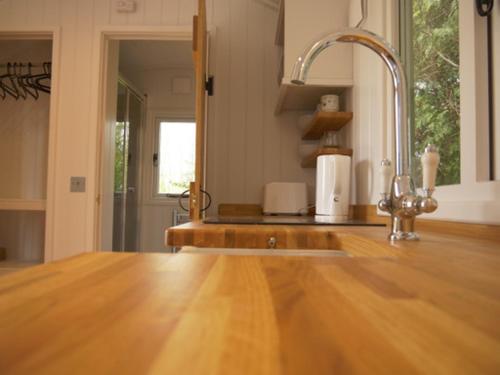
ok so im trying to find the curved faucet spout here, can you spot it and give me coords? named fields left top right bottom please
left=291, top=28, right=409, bottom=177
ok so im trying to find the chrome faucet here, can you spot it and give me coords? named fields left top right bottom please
left=291, top=28, right=439, bottom=241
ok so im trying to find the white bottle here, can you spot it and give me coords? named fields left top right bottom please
left=315, top=154, right=351, bottom=222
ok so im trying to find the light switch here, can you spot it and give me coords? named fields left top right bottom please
left=70, top=177, right=86, bottom=193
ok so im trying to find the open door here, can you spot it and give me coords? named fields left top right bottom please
left=190, top=0, right=208, bottom=221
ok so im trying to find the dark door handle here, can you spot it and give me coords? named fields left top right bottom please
left=476, top=0, right=494, bottom=16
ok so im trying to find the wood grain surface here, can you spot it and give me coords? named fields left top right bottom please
left=185, top=205, right=500, bottom=249
left=1, top=229, right=500, bottom=374
left=301, top=111, right=353, bottom=140
left=218, top=203, right=263, bottom=217
left=190, top=0, right=207, bottom=220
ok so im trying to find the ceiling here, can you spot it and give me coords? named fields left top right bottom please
left=119, top=40, right=193, bottom=72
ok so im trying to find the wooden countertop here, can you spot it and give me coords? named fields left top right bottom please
left=166, top=218, right=500, bottom=252
left=1, top=227, right=500, bottom=374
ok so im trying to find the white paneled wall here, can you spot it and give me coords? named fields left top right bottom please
left=348, top=0, right=394, bottom=205
left=0, top=0, right=315, bottom=259
left=206, top=0, right=316, bottom=212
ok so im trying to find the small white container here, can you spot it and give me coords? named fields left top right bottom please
left=320, top=94, right=340, bottom=112
left=315, top=154, right=351, bottom=219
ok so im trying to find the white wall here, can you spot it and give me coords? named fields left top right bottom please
left=346, top=0, right=394, bottom=205
left=206, top=0, right=316, bottom=213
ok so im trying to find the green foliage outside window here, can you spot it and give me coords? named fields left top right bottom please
left=410, top=0, right=460, bottom=186
left=114, top=122, right=125, bottom=193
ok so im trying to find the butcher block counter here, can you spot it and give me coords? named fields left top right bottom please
left=1, top=226, right=500, bottom=374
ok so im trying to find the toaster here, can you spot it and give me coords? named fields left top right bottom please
left=263, top=182, right=308, bottom=215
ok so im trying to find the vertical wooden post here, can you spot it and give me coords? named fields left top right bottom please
left=191, top=0, right=207, bottom=221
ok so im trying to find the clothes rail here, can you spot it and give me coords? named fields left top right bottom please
left=0, top=61, right=51, bottom=100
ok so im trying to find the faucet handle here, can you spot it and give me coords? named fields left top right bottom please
left=421, top=144, right=439, bottom=196
left=379, top=159, right=392, bottom=196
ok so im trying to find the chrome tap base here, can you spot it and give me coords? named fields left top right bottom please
left=389, top=216, right=419, bottom=241
left=378, top=175, right=438, bottom=241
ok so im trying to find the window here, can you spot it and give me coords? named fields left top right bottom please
left=401, top=0, right=461, bottom=186
left=393, top=0, right=500, bottom=223
left=154, top=120, right=196, bottom=196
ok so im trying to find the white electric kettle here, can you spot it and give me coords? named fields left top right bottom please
left=315, top=154, right=351, bottom=221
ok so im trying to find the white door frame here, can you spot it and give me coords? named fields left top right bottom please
left=89, top=26, right=193, bottom=252
left=0, top=27, right=62, bottom=263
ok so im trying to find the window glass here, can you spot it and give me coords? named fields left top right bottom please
left=157, top=121, right=196, bottom=195
left=114, top=121, right=127, bottom=193
left=404, top=0, right=461, bottom=186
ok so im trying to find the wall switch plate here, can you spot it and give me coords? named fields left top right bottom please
left=70, top=177, right=86, bottom=193
left=115, top=0, right=136, bottom=13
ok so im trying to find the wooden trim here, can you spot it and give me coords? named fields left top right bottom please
left=191, top=0, right=207, bottom=220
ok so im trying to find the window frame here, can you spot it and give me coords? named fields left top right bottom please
left=395, top=0, right=500, bottom=224
left=143, top=110, right=195, bottom=206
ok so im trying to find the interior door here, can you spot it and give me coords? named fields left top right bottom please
left=190, top=0, right=208, bottom=220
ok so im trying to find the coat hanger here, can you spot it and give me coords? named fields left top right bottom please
left=31, top=62, right=51, bottom=94
left=0, top=63, right=20, bottom=100
left=18, top=63, right=39, bottom=100
left=13, top=63, right=27, bottom=100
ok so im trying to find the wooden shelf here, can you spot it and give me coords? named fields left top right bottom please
left=301, top=147, right=353, bottom=168
left=274, top=83, right=352, bottom=114
left=302, top=111, right=353, bottom=140
left=0, top=199, right=46, bottom=211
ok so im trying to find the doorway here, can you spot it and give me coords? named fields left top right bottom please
left=98, top=35, right=196, bottom=253
left=0, top=35, right=55, bottom=270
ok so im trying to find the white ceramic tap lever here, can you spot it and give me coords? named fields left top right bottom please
left=379, top=159, right=392, bottom=196
left=421, top=144, right=440, bottom=196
